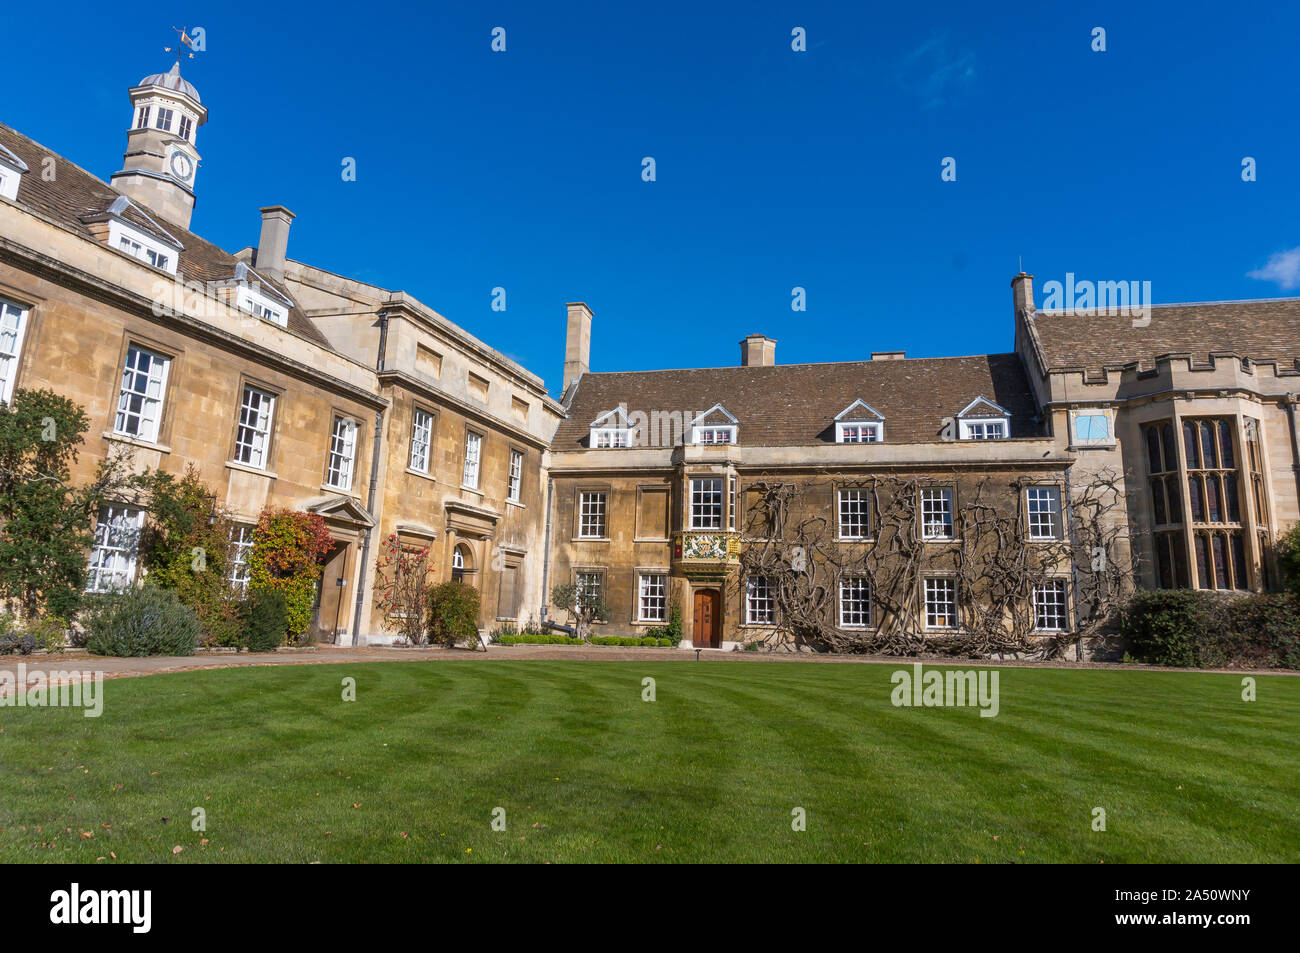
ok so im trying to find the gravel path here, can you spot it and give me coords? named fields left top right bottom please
left=2, top=642, right=1295, bottom=692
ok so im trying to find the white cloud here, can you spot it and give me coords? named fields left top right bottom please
left=1247, top=247, right=1300, bottom=290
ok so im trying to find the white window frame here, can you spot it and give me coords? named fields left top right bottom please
left=836, top=420, right=883, bottom=443
left=923, top=577, right=958, bottom=630
left=578, top=491, right=607, bottom=539
left=409, top=408, right=433, bottom=473
left=592, top=427, right=630, bottom=448
left=689, top=477, right=724, bottom=529
left=326, top=416, right=357, bottom=491
left=114, top=344, right=171, bottom=443
left=1033, top=579, right=1069, bottom=632
left=637, top=573, right=667, bottom=622
left=234, top=384, right=276, bottom=470
left=507, top=449, right=523, bottom=502
left=227, top=523, right=255, bottom=596
left=692, top=425, right=736, bottom=445
left=728, top=474, right=737, bottom=531
left=746, top=576, right=775, bottom=625
left=178, top=114, right=193, bottom=141
left=959, top=418, right=1008, bottom=440
left=1071, top=408, right=1116, bottom=447
left=108, top=220, right=179, bottom=275
left=575, top=571, right=604, bottom=612
left=135, top=105, right=151, bottom=129
left=1026, top=486, right=1062, bottom=540
left=461, top=431, right=482, bottom=489
left=86, top=505, right=145, bottom=593
left=0, top=298, right=30, bottom=403
left=154, top=107, right=174, bottom=132
left=838, top=487, right=871, bottom=539
left=839, top=576, right=872, bottom=628
left=236, top=285, right=288, bottom=327
left=920, top=487, right=954, bottom=540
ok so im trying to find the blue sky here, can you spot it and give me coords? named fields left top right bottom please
left=3, top=1, right=1297, bottom=394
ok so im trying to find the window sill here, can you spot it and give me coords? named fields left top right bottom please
left=837, top=536, right=875, bottom=543
left=321, top=483, right=358, bottom=496
left=634, top=537, right=670, bottom=543
left=225, top=459, right=277, bottom=479
left=460, top=484, right=484, bottom=496
left=505, top=498, right=525, bottom=509
left=405, top=467, right=437, bottom=482
left=103, top=431, right=170, bottom=454
left=573, top=536, right=611, bottom=543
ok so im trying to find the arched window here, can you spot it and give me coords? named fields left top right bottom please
left=451, top=545, right=466, bottom=583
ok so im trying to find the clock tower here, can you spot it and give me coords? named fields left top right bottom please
left=110, top=60, right=207, bottom=229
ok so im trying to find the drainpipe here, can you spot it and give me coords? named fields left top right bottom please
left=349, top=311, right=390, bottom=646
left=540, top=475, right=554, bottom=621
left=1287, top=395, right=1300, bottom=505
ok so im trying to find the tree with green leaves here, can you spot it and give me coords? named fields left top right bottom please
left=550, top=579, right=610, bottom=642
left=0, top=389, right=130, bottom=619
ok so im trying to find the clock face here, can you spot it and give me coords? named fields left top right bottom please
left=168, top=150, right=194, bottom=182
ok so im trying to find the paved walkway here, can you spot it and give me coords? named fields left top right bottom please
left=2, top=642, right=1295, bottom=690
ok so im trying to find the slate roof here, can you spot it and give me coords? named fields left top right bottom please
left=554, top=354, right=1043, bottom=448
left=1028, top=299, right=1300, bottom=376
left=0, top=122, right=332, bottom=349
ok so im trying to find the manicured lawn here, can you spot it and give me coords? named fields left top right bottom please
left=0, top=660, right=1296, bottom=862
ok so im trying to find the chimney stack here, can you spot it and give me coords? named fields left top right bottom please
left=1011, top=271, right=1034, bottom=318
left=564, top=302, right=593, bottom=391
left=256, top=206, right=296, bottom=283
left=740, top=334, right=776, bottom=367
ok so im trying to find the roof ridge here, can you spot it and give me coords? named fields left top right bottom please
left=579, top=353, right=1017, bottom=376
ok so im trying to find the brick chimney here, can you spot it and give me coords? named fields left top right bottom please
left=740, top=334, right=776, bottom=367
left=564, top=302, right=593, bottom=391
left=256, top=206, right=295, bottom=282
left=1011, top=272, right=1034, bottom=317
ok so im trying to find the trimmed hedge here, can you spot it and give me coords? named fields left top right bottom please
left=496, top=634, right=583, bottom=645
left=84, top=586, right=200, bottom=657
left=1121, top=589, right=1300, bottom=669
left=494, top=633, right=674, bottom=647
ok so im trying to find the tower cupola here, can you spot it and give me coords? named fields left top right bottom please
left=110, top=60, right=207, bottom=229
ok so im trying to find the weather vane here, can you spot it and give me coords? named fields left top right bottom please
left=164, top=26, right=197, bottom=63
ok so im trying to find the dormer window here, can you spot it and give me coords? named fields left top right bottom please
left=688, top=404, right=739, bottom=445
left=696, top=426, right=735, bottom=445
left=236, top=285, right=288, bottom=327
left=834, top=399, right=885, bottom=443
left=590, top=406, right=637, bottom=448
left=107, top=218, right=180, bottom=276
left=0, top=144, right=28, bottom=202
left=956, top=397, right=1011, bottom=440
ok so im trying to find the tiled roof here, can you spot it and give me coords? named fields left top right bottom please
left=0, top=123, right=332, bottom=349
left=1028, top=299, right=1300, bottom=375
left=554, top=354, right=1043, bottom=448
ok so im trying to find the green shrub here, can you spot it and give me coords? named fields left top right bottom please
left=427, top=582, right=481, bottom=649
left=587, top=635, right=672, bottom=648
left=666, top=604, right=684, bottom=646
left=242, top=588, right=288, bottom=653
left=495, top=633, right=583, bottom=645
left=84, top=586, right=200, bottom=657
left=1276, top=525, right=1300, bottom=597
left=24, top=616, right=68, bottom=653
left=1121, top=589, right=1300, bottom=669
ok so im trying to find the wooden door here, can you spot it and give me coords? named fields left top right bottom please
left=693, top=589, right=719, bottom=648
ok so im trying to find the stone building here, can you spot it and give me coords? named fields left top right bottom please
left=3, top=56, right=1298, bottom=654
left=0, top=59, right=559, bottom=644
left=547, top=281, right=1300, bottom=653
